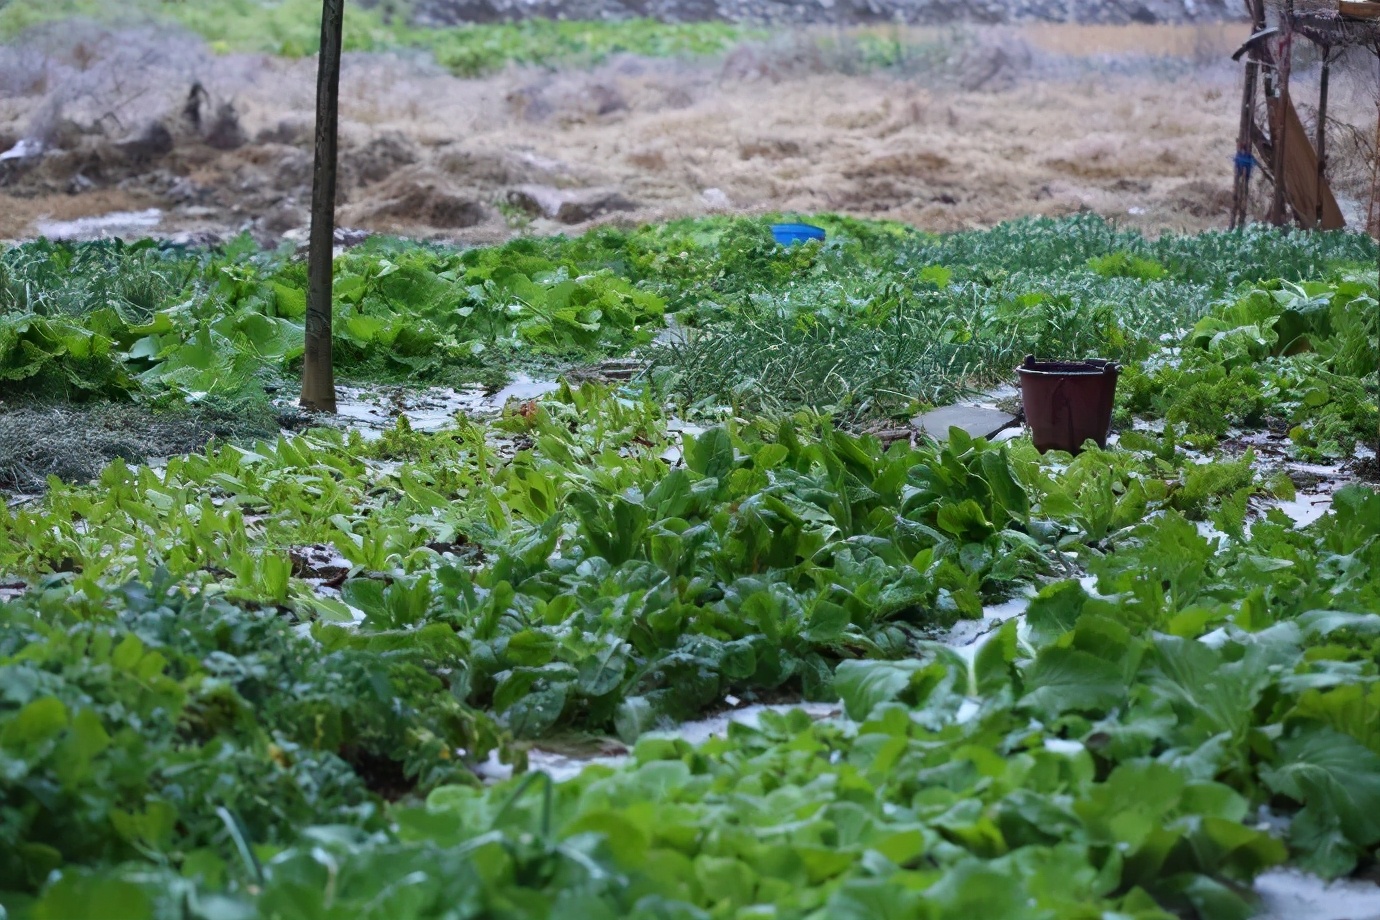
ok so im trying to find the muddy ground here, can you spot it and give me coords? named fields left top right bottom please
left=1, top=20, right=1377, bottom=245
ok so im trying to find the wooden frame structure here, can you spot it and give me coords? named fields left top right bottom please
left=1230, top=0, right=1380, bottom=232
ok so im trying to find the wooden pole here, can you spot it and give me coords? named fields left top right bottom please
left=1232, top=60, right=1260, bottom=229
left=1314, top=47, right=1331, bottom=229
left=1369, top=103, right=1380, bottom=234
left=300, top=0, right=343, bottom=414
left=1232, top=0, right=1271, bottom=229
left=1368, top=48, right=1380, bottom=236
left=1270, top=16, right=1293, bottom=226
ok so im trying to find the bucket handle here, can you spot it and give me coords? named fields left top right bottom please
left=1022, top=356, right=1119, bottom=375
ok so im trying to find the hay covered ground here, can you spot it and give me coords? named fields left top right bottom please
left=4, top=20, right=1372, bottom=245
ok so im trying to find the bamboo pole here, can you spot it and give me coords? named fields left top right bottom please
left=301, top=0, right=343, bottom=414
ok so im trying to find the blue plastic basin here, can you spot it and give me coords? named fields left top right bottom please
left=770, top=223, right=826, bottom=246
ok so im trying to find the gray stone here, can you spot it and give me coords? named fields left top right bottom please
left=913, top=404, right=1019, bottom=442
left=204, top=103, right=247, bottom=151
left=506, top=184, right=637, bottom=224
left=115, top=121, right=174, bottom=162
left=260, top=201, right=309, bottom=235
left=350, top=133, right=420, bottom=187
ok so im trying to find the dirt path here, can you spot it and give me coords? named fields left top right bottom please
left=1, top=22, right=1371, bottom=244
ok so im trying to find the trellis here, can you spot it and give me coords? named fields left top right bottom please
left=1229, top=0, right=1380, bottom=233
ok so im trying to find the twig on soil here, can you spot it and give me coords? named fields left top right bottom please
left=869, top=426, right=918, bottom=448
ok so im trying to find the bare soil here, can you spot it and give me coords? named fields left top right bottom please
left=1, top=21, right=1375, bottom=245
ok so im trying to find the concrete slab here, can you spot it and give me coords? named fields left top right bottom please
left=913, top=404, right=1020, bottom=442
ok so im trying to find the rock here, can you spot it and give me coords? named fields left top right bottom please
left=506, top=184, right=636, bottom=223
left=166, top=175, right=210, bottom=205
left=255, top=118, right=313, bottom=147
left=701, top=187, right=731, bottom=210
left=588, top=82, right=628, bottom=116
left=436, top=146, right=518, bottom=184
left=334, top=227, right=372, bottom=247
left=740, top=137, right=804, bottom=160
left=46, top=119, right=90, bottom=152
left=507, top=76, right=628, bottom=123
left=271, top=145, right=314, bottom=190
left=260, top=201, right=309, bottom=234
left=66, top=172, right=96, bottom=194
left=115, top=121, right=174, bottom=162
left=0, top=137, right=43, bottom=162
left=163, top=230, right=228, bottom=248
left=373, top=187, right=489, bottom=228
left=345, top=168, right=492, bottom=228
left=350, top=132, right=420, bottom=186
left=913, top=404, right=1020, bottom=442
left=1165, top=180, right=1234, bottom=219
left=204, top=102, right=247, bottom=151
left=424, top=191, right=491, bottom=227
left=953, top=38, right=1033, bottom=92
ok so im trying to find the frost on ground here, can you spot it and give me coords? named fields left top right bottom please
left=1253, top=868, right=1380, bottom=920
left=304, top=374, right=562, bottom=440
left=475, top=701, right=843, bottom=783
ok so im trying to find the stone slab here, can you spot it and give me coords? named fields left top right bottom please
left=912, top=404, right=1020, bottom=442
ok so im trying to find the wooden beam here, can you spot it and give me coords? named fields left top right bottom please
left=1339, top=0, right=1380, bottom=20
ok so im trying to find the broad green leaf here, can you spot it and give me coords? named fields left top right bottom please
left=32, top=872, right=154, bottom=920
left=1025, top=580, right=1087, bottom=646
left=1261, top=726, right=1380, bottom=873
left=835, top=659, right=926, bottom=721
left=1020, top=647, right=1125, bottom=721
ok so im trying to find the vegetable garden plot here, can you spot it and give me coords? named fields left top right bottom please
left=1, top=215, right=1379, bottom=918
left=2, top=215, right=1374, bottom=425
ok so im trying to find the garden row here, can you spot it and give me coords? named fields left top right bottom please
left=0, top=216, right=1377, bottom=917
left=4, top=215, right=1375, bottom=429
